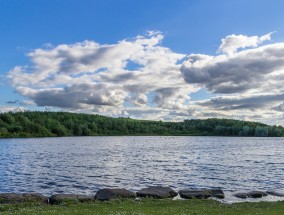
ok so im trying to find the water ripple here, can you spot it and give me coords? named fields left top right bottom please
left=0, top=136, right=283, bottom=198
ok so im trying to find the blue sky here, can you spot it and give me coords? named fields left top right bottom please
left=1, top=0, right=284, bottom=124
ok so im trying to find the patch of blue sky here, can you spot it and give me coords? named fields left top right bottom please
left=189, top=89, right=214, bottom=101
left=123, top=99, right=134, bottom=108
left=123, top=92, right=135, bottom=108
left=0, top=86, right=24, bottom=105
left=146, top=92, right=157, bottom=107
left=125, top=60, right=142, bottom=71
left=176, top=57, right=187, bottom=65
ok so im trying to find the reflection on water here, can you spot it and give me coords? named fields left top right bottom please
left=0, top=136, right=283, bottom=200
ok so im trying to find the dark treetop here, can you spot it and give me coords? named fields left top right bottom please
left=0, top=111, right=283, bottom=138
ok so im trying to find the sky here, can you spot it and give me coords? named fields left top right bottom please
left=1, top=0, right=284, bottom=125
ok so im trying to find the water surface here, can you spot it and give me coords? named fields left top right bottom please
left=0, top=136, right=283, bottom=202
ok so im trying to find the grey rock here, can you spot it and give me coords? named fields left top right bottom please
left=49, top=194, right=94, bottom=204
left=22, top=193, right=48, bottom=203
left=137, top=186, right=177, bottom=199
left=233, top=193, right=247, bottom=199
left=247, top=191, right=267, bottom=198
left=179, top=189, right=225, bottom=199
left=211, top=189, right=225, bottom=199
left=234, top=191, right=267, bottom=199
left=95, top=188, right=136, bottom=201
left=0, top=193, right=47, bottom=204
left=267, top=191, right=284, bottom=197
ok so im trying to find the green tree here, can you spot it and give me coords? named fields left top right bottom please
left=255, top=126, right=268, bottom=137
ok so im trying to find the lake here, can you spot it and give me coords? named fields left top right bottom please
left=0, top=136, right=283, bottom=202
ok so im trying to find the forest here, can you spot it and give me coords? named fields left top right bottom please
left=0, top=111, right=283, bottom=138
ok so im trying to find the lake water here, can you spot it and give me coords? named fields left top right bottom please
left=0, top=136, right=283, bottom=202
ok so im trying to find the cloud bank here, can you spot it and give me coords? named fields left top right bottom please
left=8, top=32, right=194, bottom=120
left=8, top=32, right=284, bottom=124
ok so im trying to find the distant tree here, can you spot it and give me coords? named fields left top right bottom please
left=241, top=126, right=250, bottom=136
left=0, top=127, right=9, bottom=137
left=0, top=113, right=15, bottom=124
left=0, top=112, right=283, bottom=138
left=73, top=124, right=82, bottom=136
left=255, top=126, right=269, bottom=137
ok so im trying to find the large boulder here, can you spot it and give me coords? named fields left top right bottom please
left=0, top=193, right=47, bottom=204
left=234, top=191, right=268, bottom=199
left=49, top=194, right=94, bottom=204
left=136, top=186, right=177, bottom=199
left=266, top=191, right=284, bottom=197
left=95, top=188, right=136, bottom=201
left=179, top=189, right=225, bottom=199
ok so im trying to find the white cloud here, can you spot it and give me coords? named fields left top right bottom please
left=8, top=32, right=196, bottom=120
left=0, top=106, right=27, bottom=113
left=273, top=102, right=284, bottom=112
left=182, top=43, right=284, bottom=94
left=218, top=32, right=273, bottom=54
left=7, top=31, right=284, bottom=125
left=181, top=32, right=284, bottom=125
left=20, top=100, right=36, bottom=106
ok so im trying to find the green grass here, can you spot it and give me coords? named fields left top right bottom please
left=0, top=199, right=283, bottom=215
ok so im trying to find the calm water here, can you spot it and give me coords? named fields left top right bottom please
left=0, top=136, right=283, bottom=202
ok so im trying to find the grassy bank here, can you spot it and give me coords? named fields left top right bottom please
left=0, top=199, right=283, bottom=215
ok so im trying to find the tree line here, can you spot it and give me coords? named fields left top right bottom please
left=0, top=111, right=283, bottom=138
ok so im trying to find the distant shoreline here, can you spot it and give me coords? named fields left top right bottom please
left=1, top=111, right=283, bottom=138
left=1, top=135, right=284, bottom=140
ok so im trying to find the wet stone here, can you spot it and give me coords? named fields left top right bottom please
left=234, top=193, right=247, bottom=199
left=95, top=188, right=136, bottom=201
left=0, top=193, right=47, bottom=204
left=137, top=186, right=178, bottom=199
left=247, top=191, right=268, bottom=198
left=49, top=194, right=94, bottom=204
left=179, top=189, right=225, bottom=199
left=234, top=191, right=268, bottom=199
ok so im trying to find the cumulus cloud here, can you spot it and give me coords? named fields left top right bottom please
left=181, top=43, right=284, bottom=94
left=20, top=100, right=35, bottom=106
left=273, top=103, right=284, bottom=112
left=218, top=32, right=273, bottom=54
left=198, top=93, right=284, bottom=110
left=180, top=32, right=284, bottom=124
left=7, top=31, right=284, bottom=124
left=8, top=31, right=195, bottom=119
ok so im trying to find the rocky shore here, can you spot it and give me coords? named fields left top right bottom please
left=1, top=186, right=283, bottom=204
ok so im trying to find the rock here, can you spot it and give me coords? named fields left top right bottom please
left=233, top=193, right=247, bottom=199
left=267, top=191, right=284, bottom=197
left=179, top=189, right=225, bottom=199
left=234, top=191, right=268, bottom=199
left=22, top=193, right=48, bottom=203
left=1, top=193, right=26, bottom=204
left=49, top=194, right=94, bottom=204
left=211, top=189, right=225, bottom=199
left=0, top=193, right=47, bottom=204
left=95, top=188, right=136, bottom=201
left=136, top=186, right=177, bottom=199
left=179, top=190, right=208, bottom=199
left=247, top=191, right=267, bottom=198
